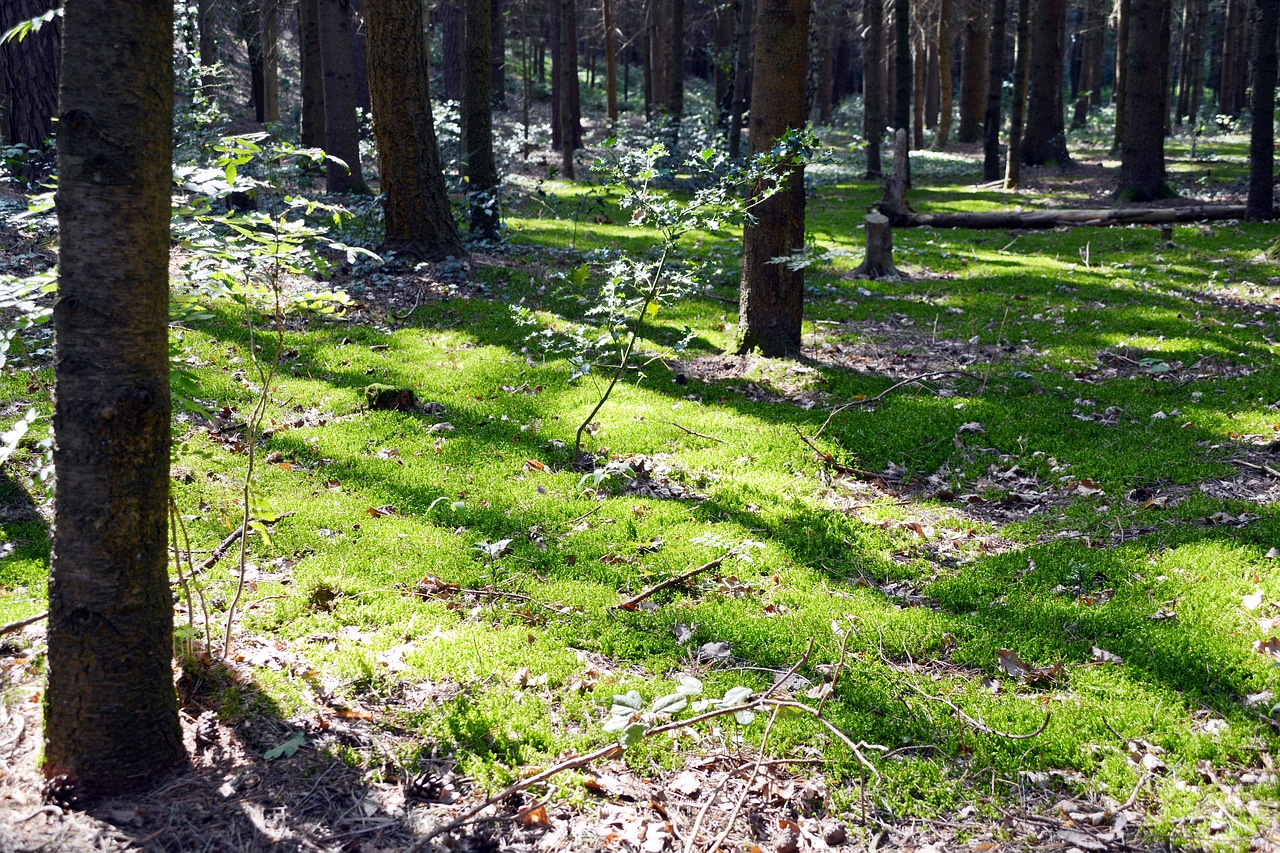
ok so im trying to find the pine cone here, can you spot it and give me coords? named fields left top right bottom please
left=405, top=770, right=457, bottom=803
left=194, top=710, right=219, bottom=751
left=42, top=773, right=80, bottom=808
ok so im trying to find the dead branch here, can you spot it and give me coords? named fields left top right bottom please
left=817, top=370, right=980, bottom=436
left=1234, top=458, right=1280, bottom=478
left=700, top=705, right=783, bottom=853
left=896, top=676, right=1051, bottom=740
left=616, top=556, right=726, bottom=610
left=0, top=611, right=47, bottom=636
left=794, top=427, right=889, bottom=482
left=669, top=422, right=727, bottom=444
left=763, top=699, right=887, bottom=786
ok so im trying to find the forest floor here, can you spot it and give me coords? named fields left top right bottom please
left=3, top=119, right=1280, bottom=853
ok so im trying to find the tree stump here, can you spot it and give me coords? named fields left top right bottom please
left=884, top=128, right=912, bottom=214
left=853, top=212, right=901, bottom=279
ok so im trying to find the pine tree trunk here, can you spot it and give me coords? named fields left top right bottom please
left=318, top=0, right=367, bottom=192
left=464, top=0, right=500, bottom=237
left=1071, top=0, right=1103, bottom=129
left=365, top=0, right=463, bottom=257
left=47, top=0, right=184, bottom=795
left=1004, top=0, right=1030, bottom=187
left=0, top=0, right=60, bottom=153
left=1020, top=0, right=1069, bottom=166
left=934, top=0, right=955, bottom=148
left=912, top=30, right=926, bottom=148
left=1174, top=0, right=1207, bottom=125
left=492, top=0, right=507, bottom=108
left=956, top=0, right=988, bottom=142
left=668, top=0, right=685, bottom=118
left=299, top=0, right=326, bottom=148
left=604, top=0, right=618, bottom=124
left=864, top=0, right=886, bottom=176
left=1220, top=0, right=1249, bottom=116
left=198, top=0, right=216, bottom=73
left=1247, top=0, right=1278, bottom=218
left=1113, top=0, right=1129, bottom=150
left=982, top=0, right=1007, bottom=178
left=263, top=0, right=280, bottom=123
left=1117, top=0, right=1170, bottom=200
left=815, top=0, right=836, bottom=123
left=736, top=0, right=810, bottom=357
left=441, top=0, right=464, bottom=100
left=559, top=0, right=578, bottom=177
left=895, top=0, right=912, bottom=132
left=728, top=0, right=753, bottom=158
left=349, top=0, right=371, bottom=117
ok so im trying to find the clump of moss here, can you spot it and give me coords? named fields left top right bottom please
left=365, top=384, right=417, bottom=412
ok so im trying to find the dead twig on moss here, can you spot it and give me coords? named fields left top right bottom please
left=794, top=427, right=888, bottom=482
left=815, top=370, right=980, bottom=437
left=616, top=556, right=726, bottom=610
left=670, top=422, right=727, bottom=443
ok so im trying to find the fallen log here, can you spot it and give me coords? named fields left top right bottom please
left=877, top=203, right=1248, bottom=230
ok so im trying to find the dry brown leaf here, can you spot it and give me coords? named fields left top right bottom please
left=517, top=805, right=551, bottom=827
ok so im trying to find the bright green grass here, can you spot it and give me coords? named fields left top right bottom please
left=4, top=136, right=1280, bottom=846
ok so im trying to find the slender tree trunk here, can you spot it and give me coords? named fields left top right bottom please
left=441, top=0, right=464, bottom=100
left=1247, top=0, right=1278, bottom=218
left=912, top=29, right=926, bottom=147
left=551, top=0, right=563, bottom=144
left=1174, top=0, right=1207, bottom=124
left=365, top=0, right=464, bottom=257
left=1113, top=0, right=1129, bottom=150
left=728, top=0, right=753, bottom=158
left=492, top=0, right=507, bottom=107
left=933, top=0, right=955, bottom=148
left=1118, top=0, right=1171, bottom=199
left=318, top=0, right=368, bottom=192
left=1020, top=0, right=1069, bottom=166
left=1004, top=0, right=1030, bottom=187
left=737, top=0, right=810, bottom=357
left=559, top=0, right=578, bottom=177
left=895, top=0, right=912, bottom=132
left=348, top=0, right=371, bottom=117
left=604, top=0, right=618, bottom=124
left=864, top=0, right=886, bottom=176
left=982, top=0, right=1007, bottom=178
left=815, top=0, right=836, bottom=123
left=956, top=0, right=989, bottom=142
left=47, top=0, right=184, bottom=795
left=198, top=0, right=216, bottom=74
left=1220, top=0, right=1249, bottom=116
left=464, top=0, right=501, bottom=237
left=668, top=0, right=685, bottom=118
left=1071, top=0, right=1103, bottom=128
left=299, top=0, right=326, bottom=148
left=0, top=0, right=60, bottom=152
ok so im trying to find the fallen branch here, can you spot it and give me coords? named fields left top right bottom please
left=669, top=422, right=727, bottom=444
left=0, top=611, right=47, bottom=636
left=896, top=674, right=1051, bottom=740
left=794, top=427, right=889, bottom=482
left=763, top=699, right=887, bottom=786
left=1234, top=458, right=1280, bottom=478
left=616, top=556, right=725, bottom=610
left=817, top=370, right=980, bottom=436
left=698, top=705, right=783, bottom=853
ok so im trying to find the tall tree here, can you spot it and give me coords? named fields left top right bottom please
left=1070, top=0, right=1103, bottom=129
left=491, top=0, right=507, bottom=108
left=1020, top=0, right=1069, bottom=166
left=464, top=0, right=501, bottom=238
left=318, top=0, right=368, bottom=192
left=440, top=0, right=464, bottom=100
left=1220, top=0, right=1249, bottom=116
left=864, top=0, right=886, bottom=176
left=262, top=0, right=280, bottom=122
left=1174, top=0, right=1208, bottom=125
left=1117, top=0, right=1171, bottom=199
left=365, top=0, right=463, bottom=257
left=603, top=0, right=618, bottom=124
left=894, top=0, right=912, bottom=132
left=1247, top=0, right=1278, bottom=218
left=46, top=0, right=184, bottom=795
left=956, top=0, right=989, bottom=142
left=933, top=0, right=955, bottom=149
left=1004, top=0, right=1030, bottom=187
left=558, top=0, right=580, bottom=177
left=0, top=0, right=61, bottom=154
left=299, top=0, right=326, bottom=148
left=736, top=0, right=809, bottom=357
left=981, top=0, right=1007, bottom=178
left=727, top=0, right=753, bottom=158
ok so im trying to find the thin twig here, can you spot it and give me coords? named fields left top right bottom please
left=703, top=705, right=782, bottom=853
left=763, top=700, right=886, bottom=787
left=0, top=611, right=47, bottom=636
left=1234, top=458, right=1280, bottom=478
left=815, top=370, right=979, bottom=437
left=794, top=427, right=887, bottom=481
left=682, top=765, right=743, bottom=853
left=669, top=422, right=726, bottom=444
left=896, top=677, right=1051, bottom=740
left=616, top=557, right=726, bottom=610
left=1118, top=771, right=1154, bottom=811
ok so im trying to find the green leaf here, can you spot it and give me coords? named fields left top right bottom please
left=263, top=731, right=307, bottom=760
left=676, top=675, right=703, bottom=696
left=569, top=264, right=590, bottom=288
left=611, top=690, right=644, bottom=715
left=649, top=693, right=687, bottom=716
left=619, top=721, right=647, bottom=748
left=719, top=686, right=754, bottom=706
left=603, top=714, right=633, bottom=733
left=733, top=709, right=756, bottom=726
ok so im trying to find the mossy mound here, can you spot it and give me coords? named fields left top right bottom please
left=364, top=384, right=417, bottom=411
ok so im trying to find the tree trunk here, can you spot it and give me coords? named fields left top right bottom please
left=1113, top=0, right=1129, bottom=150
left=895, top=0, right=912, bottom=132
left=604, top=0, right=618, bottom=124
left=647, top=0, right=666, bottom=117
left=1070, top=0, right=1103, bottom=129
left=736, top=0, right=810, bottom=357
left=853, top=213, right=901, bottom=278
left=348, top=0, right=371, bottom=117
left=365, top=0, right=463, bottom=257
left=864, top=0, right=886, bottom=176
left=440, top=0, right=463, bottom=100
left=1117, top=0, right=1172, bottom=200
left=198, top=0, right=216, bottom=72
left=982, top=0, right=1007, bottom=178
left=464, top=0, right=501, bottom=238
left=1020, top=0, right=1069, bottom=166
left=1220, top=0, right=1249, bottom=116
left=318, top=0, right=367, bottom=192
left=956, top=0, right=988, bottom=142
left=668, top=0, right=685, bottom=118
left=912, top=28, right=926, bottom=147
left=815, top=0, right=836, bottom=123
left=492, top=0, right=507, bottom=108
left=1247, top=0, right=1278, bottom=219
left=933, top=0, right=955, bottom=149
left=551, top=0, right=563, bottom=144
left=299, top=0, right=326, bottom=148
left=47, top=0, right=184, bottom=795
left=728, top=0, right=753, bottom=158
left=884, top=203, right=1249, bottom=228
left=261, top=0, right=279, bottom=122
left=0, top=0, right=60, bottom=153
left=1004, top=0, right=1030, bottom=187
left=1174, top=0, right=1207, bottom=125
left=559, top=0, right=579, bottom=178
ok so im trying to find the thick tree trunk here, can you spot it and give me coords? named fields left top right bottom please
left=47, top=0, right=184, bottom=795
left=1020, top=0, right=1069, bottom=166
left=815, top=0, right=836, bottom=124
left=604, top=0, right=618, bottom=124
left=894, top=0, right=912, bottom=132
left=982, top=0, right=1007, bottom=178
left=956, top=0, right=988, bottom=142
left=440, top=0, right=463, bottom=101
left=853, top=213, right=901, bottom=278
left=668, top=0, right=685, bottom=119
left=884, top=203, right=1249, bottom=228
left=728, top=0, right=753, bottom=158
left=736, top=0, right=810, bottom=357
left=198, top=0, right=216, bottom=72
left=0, top=0, right=60, bottom=152
left=864, top=0, right=886, bottom=176
left=299, top=0, right=326, bottom=148
left=1247, top=0, right=1278, bottom=219
left=318, top=0, right=367, bottom=192
left=1117, top=0, right=1171, bottom=200
left=365, top=0, right=463, bottom=258
left=464, top=0, right=501, bottom=238
left=1004, top=0, right=1030, bottom=188
left=933, top=0, right=955, bottom=149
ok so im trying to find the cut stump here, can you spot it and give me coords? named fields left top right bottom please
left=852, top=213, right=901, bottom=279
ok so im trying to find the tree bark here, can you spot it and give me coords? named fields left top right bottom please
left=491, top=0, right=507, bottom=108
left=1174, top=0, right=1207, bottom=125
left=895, top=0, right=912, bottom=132
left=956, top=0, right=988, bottom=143
left=982, top=0, right=1007, bottom=178
left=559, top=0, right=579, bottom=177
left=464, top=0, right=501, bottom=237
left=440, top=0, right=463, bottom=100
left=0, top=0, right=60, bottom=153
left=1220, top=0, right=1249, bottom=117
left=736, top=0, right=809, bottom=357
left=348, top=0, right=371, bottom=118
left=933, top=0, right=955, bottom=148
left=863, top=0, right=886, bottom=176
left=365, top=0, right=463, bottom=257
left=815, top=0, right=836, bottom=123
left=853, top=213, right=900, bottom=278
left=912, top=26, right=926, bottom=148
left=1113, top=0, right=1129, bottom=150
left=1004, top=0, right=1030, bottom=188
left=728, top=0, right=753, bottom=158
left=299, top=0, right=326, bottom=148
left=883, top=203, right=1249, bottom=228
left=318, top=0, right=368, bottom=192
left=1020, top=0, right=1069, bottom=166
left=604, top=0, right=618, bottom=125
left=262, top=0, right=280, bottom=122
left=47, top=0, right=184, bottom=795
left=1070, top=0, right=1103, bottom=129
left=1247, top=0, right=1278, bottom=219
left=1117, top=0, right=1171, bottom=200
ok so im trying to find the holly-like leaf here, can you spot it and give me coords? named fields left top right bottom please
left=263, top=731, right=307, bottom=760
